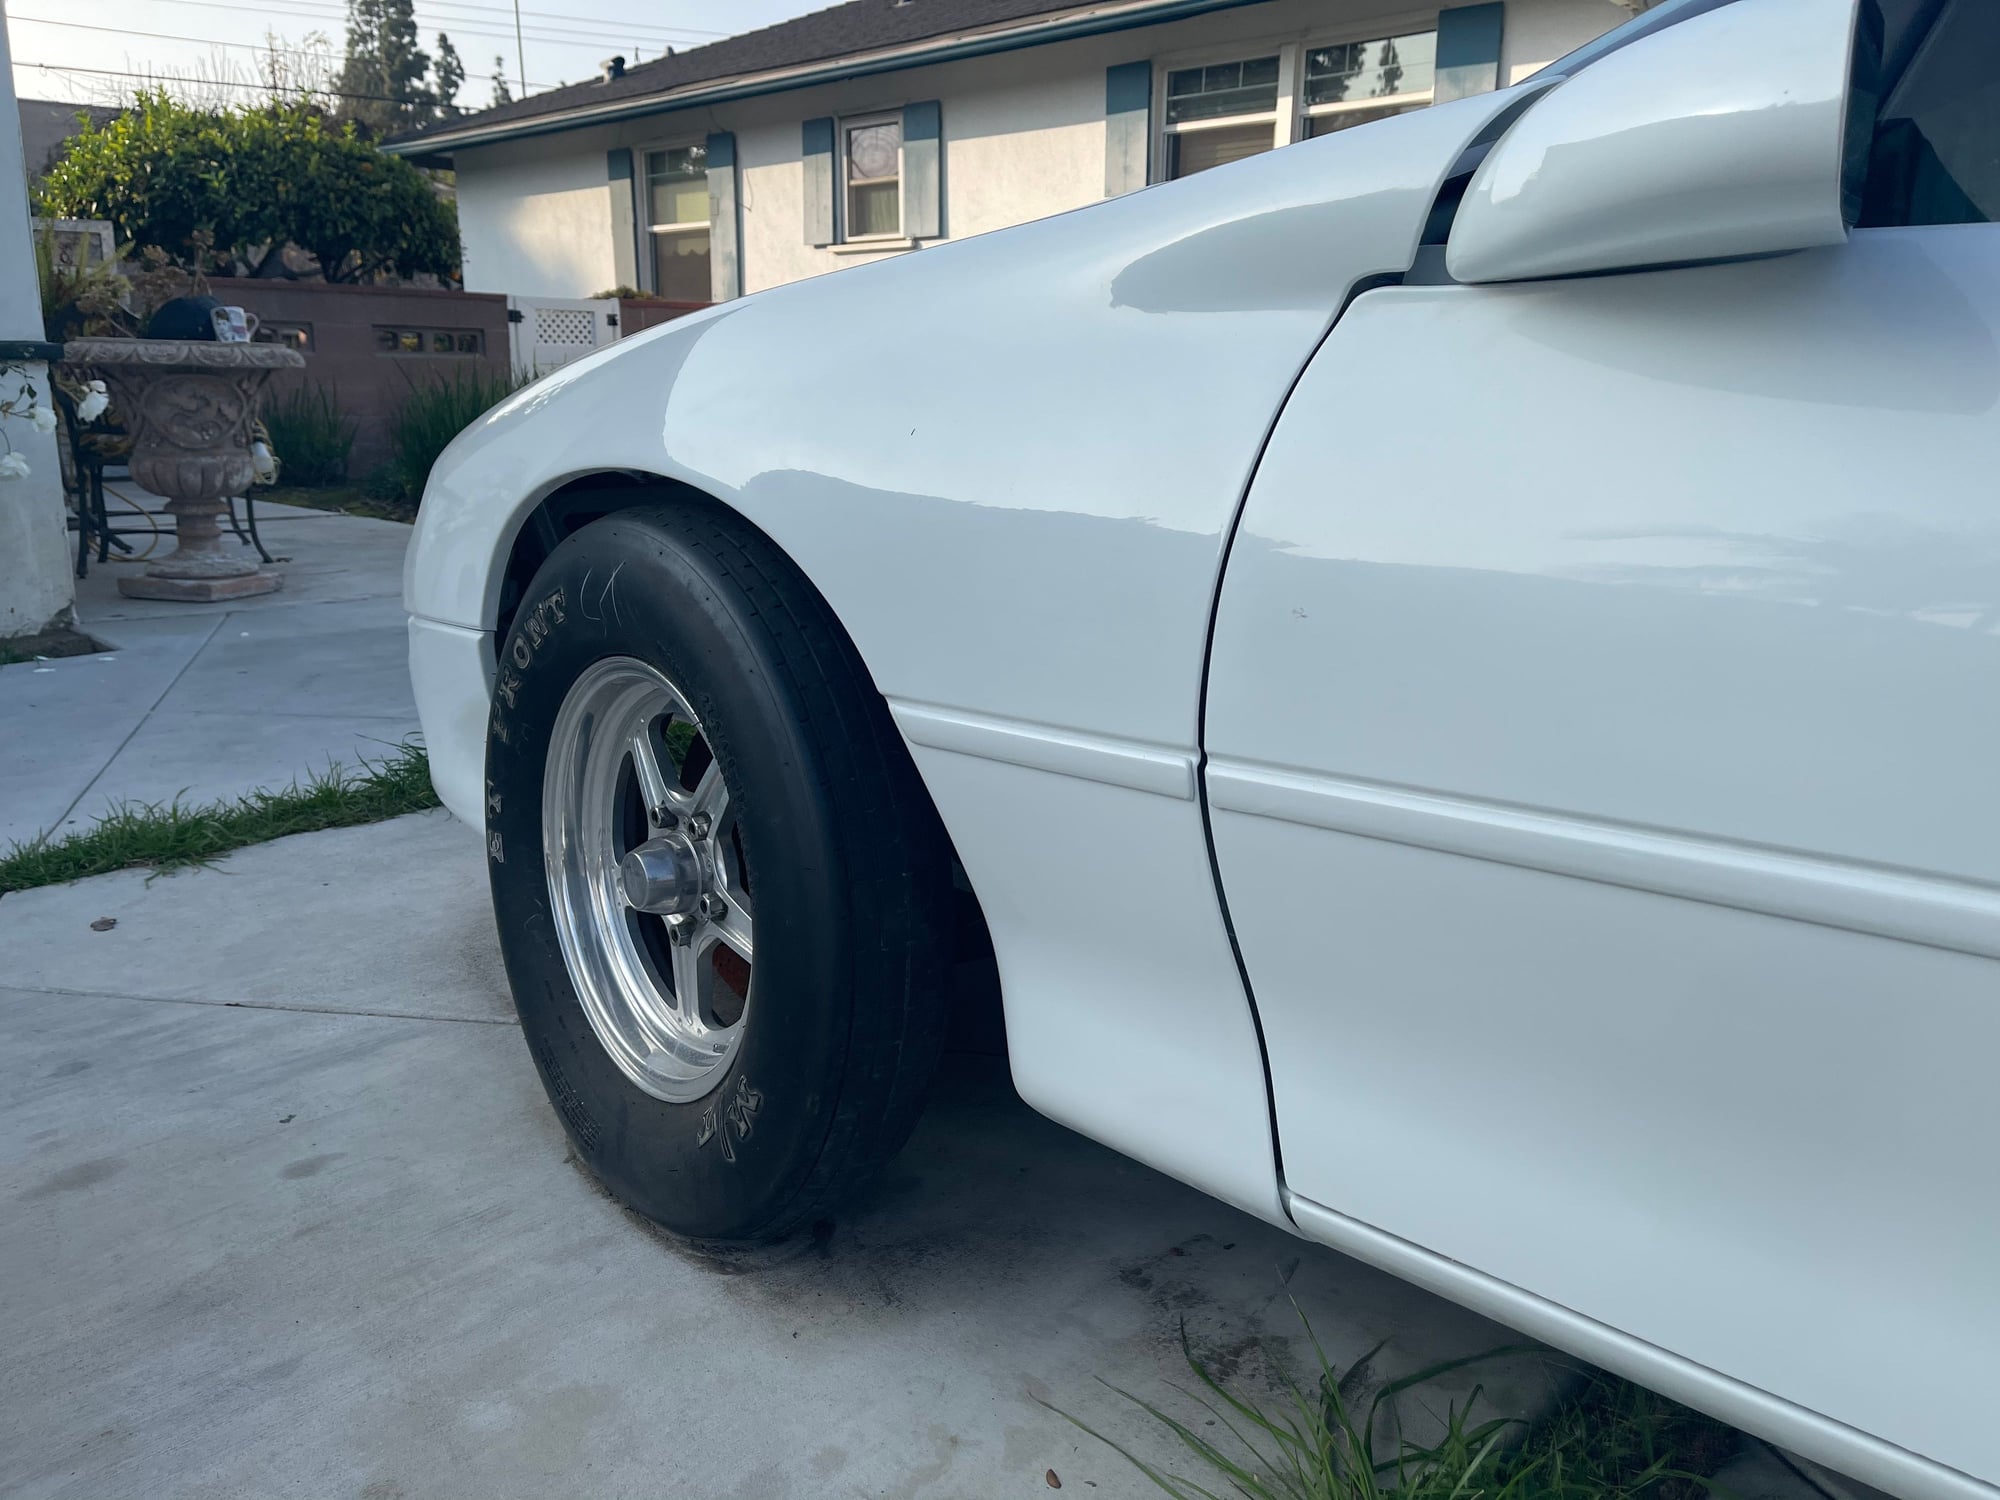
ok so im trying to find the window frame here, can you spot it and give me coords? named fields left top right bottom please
left=638, top=139, right=712, bottom=298
left=1151, top=12, right=1441, bottom=182
left=1155, top=38, right=1294, bottom=181
left=839, top=110, right=906, bottom=243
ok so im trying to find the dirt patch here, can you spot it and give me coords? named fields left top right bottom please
left=0, top=625, right=111, bottom=664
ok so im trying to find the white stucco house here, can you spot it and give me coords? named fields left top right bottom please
left=386, top=0, right=1645, bottom=303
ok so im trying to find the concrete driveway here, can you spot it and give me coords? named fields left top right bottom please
left=1, top=812, right=1566, bottom=1500
left=1, top=495, right=417, bottom=849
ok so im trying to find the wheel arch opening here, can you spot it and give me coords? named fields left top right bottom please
left=495, top=470, right=1007, bottom=1060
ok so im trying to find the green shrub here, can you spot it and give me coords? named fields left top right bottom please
left=38, top=92, right=460, bottom=282
left=387, top=366, right=526, bottom=505
left=262, top=383, right=356, bottom=487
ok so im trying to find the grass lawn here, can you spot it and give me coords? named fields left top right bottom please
left=0, top=743, right=440, bottom=895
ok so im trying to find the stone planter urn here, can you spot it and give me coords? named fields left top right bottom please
left=62, top=338, right=305, bottom=602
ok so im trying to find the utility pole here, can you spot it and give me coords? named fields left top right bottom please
left=513, top=0, right=526, bottom=96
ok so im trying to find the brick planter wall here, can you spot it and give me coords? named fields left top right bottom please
left=209, top=279, right=511, bottom=480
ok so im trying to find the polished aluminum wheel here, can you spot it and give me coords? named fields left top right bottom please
left=542, top=656, right=754, bottom=1102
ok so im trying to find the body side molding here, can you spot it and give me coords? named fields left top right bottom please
left=1207, top=759, right=2000, bottom=962
left=890, top=700, right=1195, bottom=800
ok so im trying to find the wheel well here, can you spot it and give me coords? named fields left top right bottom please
left=494, top=470, right=699, bottom=645
left=495, top=471, right=1008, bottom=1056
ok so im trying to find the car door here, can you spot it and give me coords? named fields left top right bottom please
left=1202, top=2, right=2000, bottom=1489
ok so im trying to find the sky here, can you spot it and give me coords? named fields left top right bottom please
left=8, top=0, right=835, bottom=109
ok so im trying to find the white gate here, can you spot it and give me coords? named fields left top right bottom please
left=506, top=295, right=619, bottom=375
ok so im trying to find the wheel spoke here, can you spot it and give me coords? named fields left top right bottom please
left=631, top=721, right=674, bottom=816
left=709, top=889, right=753, bottom=961
left=668, top=930, right=706, bottom=1022
left=683, top=758, right=726, bottom=820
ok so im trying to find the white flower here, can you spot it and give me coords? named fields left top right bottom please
left=0, top=451, right=30, bottom=480
left=30, top=404, right=57, bottom=434
left=250, top=440, right=278, bottom=485
left=75, top=383, right=110, bottom=423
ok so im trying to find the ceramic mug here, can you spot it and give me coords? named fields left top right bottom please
left=211, top=305, right=261, bottom=343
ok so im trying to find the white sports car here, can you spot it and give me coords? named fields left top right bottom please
left=404, top=1, right=1999, bottom=1495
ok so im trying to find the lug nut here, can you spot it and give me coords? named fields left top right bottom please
left=688, top=812, right=712, bottom=840
left=654, top=807, right=679, bottom=830
left=699, top=893, right=728, bottom=921
left=667, top=920, right=691, bottom=946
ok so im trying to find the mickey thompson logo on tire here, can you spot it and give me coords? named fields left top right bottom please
left=696, top=1077, right=764, bottom=1163
left=493, top=586, right=568, bottom=712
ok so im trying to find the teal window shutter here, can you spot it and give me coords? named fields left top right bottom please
left=607, top=147, right=638, bottom=290
left=1435, top=3, right=1506, bottom=103
left=1104, top=62, right=1151, bottom=196
left=902, top=100, right=942, bottom=239
left=802, top=117, right=835, bottom=246
left=705, top=131, right=741, bottom=301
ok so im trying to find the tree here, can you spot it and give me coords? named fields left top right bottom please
left=285, top=126, right=459, bottom=281
left=336, top=0, right=433, bottom=136
left=37, top=96, right=459, bottom=284
left=431, top=33, right=465, bottom=118
left=489, top=56, right=514, bottom=108
left=35, top=92, right=268, bottom=273
left=259, top=28, right=340, bottom=110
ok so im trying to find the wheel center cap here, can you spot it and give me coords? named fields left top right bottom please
left=618, top=833, right=705, bottom=915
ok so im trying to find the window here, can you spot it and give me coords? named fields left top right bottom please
left=1163, top=55, right=1281, bottom=179
left=375, top=327, right=484, bottom=356
left=1166, top=56, right=1281, bottom=123
left=1858, top=0, right=1998, bottom=227
left=253, top=320, right=313, bottom=353
left=1301, top=31, right=1435, bottom=137
left=843, top=115, right=902, bottom=239
left=645, top=144, right=711, bottom=301
left=1156, top=30, right=1439, bottom=178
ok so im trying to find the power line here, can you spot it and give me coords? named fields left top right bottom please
left=15, top=0, right=703, bottom=57
left=21, top=58, right=477, bottom=107
left=140, top=0, right=725, bottom=45
left=410, top=0, right=726, bottom=40
left=10, top=15, right=559, bottom=86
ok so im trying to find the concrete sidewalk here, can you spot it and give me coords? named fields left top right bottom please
left=1, top=487, right=417, bottom=849
left=3, top=812, right=1573, bottom=1500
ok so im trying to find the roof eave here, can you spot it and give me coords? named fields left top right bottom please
left=383, top=0, right=1266, bottom=156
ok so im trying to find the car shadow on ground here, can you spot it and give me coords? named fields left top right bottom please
left=581, top=1040, right=1563, bottom=1461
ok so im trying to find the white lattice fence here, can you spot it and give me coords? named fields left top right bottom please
left=506, top=296, right=619, bottom=374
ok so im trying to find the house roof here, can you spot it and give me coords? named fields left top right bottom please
left=18, top=98, right=123, bottom=177
left=385, top=0, right=1264, bottom=155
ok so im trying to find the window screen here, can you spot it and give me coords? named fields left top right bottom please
left=844, top=120, right=902, bottom=238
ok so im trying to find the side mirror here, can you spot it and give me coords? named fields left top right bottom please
left=1446, top=0, right=1868, bottom=284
